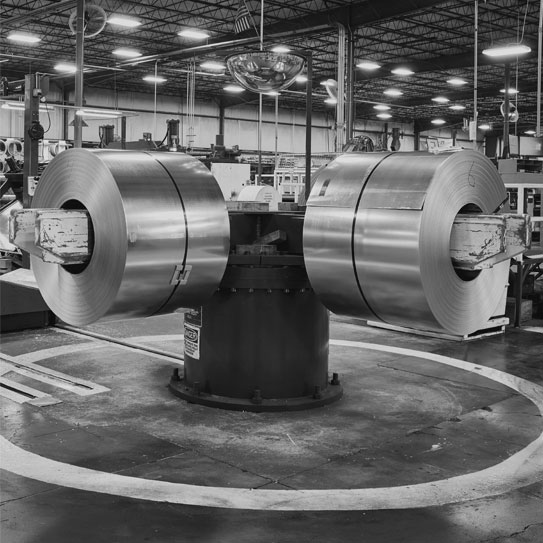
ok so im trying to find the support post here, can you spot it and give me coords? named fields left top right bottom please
left=23, top=74, right=39, bottom=209
left=73, top=0, right=85, bottom=148
left=305, top=52, right=312, bottom=202
left=502, top=62, right=511, bottom=159
left=345, top=29, right=355, bottom=143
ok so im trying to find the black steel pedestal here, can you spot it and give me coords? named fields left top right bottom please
left=168, top=210, right=343, bottom=412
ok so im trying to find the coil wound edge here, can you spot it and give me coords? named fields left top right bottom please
left=31, top=148, right=230, bottom=326
left=303, top=150, right=509, bottom=336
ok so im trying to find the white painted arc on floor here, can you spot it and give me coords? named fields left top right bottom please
left=1, top=341, right=542, bottom=511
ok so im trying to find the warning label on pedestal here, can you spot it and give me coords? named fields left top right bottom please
left=184, top=323, right=200, bottom=360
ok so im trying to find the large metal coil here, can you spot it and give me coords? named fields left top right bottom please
left=303, top=151, right=509, bottom=336
left=31, top=149, right=230, bottom=325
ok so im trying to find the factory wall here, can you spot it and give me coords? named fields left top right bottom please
left=2, top=83, right=491, bottom=154
left=1, top=83, right=417, bottom=154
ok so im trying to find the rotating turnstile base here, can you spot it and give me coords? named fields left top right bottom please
left=168, top=255, right=342, bottom=412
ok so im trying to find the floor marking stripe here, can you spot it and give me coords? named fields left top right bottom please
left=0, top=356, right=109, bottom=396
left=524, top=326, right=543, bottom=334
left=1, top=340, right=542, bottom=511
left=13, top=343, right=102, bottom=364
left=0, top=377, right=60, bottom=406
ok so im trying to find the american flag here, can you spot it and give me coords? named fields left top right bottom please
left=234, top=0, right=252, bottom=34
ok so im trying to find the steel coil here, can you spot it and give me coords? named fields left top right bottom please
left=31, top=149, right=230, bottom=325
left=6, top=139, right=23, bottom=160
left=303, top=151, right=509, bottom=336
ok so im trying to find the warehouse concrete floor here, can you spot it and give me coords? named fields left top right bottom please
left=1, top=313, right=542, bottom=542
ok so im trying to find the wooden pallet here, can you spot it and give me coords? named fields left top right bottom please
left=365, top=317, right=509, bottom=342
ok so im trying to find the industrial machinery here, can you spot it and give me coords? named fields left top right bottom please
left=7, top=148, right=531, bottom=411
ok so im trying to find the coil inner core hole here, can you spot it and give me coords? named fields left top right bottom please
left=60, top=199, right=94, bottom=275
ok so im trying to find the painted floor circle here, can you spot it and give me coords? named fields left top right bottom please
left=1, top=338, right=542, bottom=511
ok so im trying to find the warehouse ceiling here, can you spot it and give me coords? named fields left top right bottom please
left=0, top=0, right=541, bottom=135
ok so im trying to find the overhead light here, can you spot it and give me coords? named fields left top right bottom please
left=2, top=102, right=50, bottom=112
left=55, top=63, right=77, bottom=73
left=108, top=15, right=141, bottom=28
left=373, top=104, right=390, bottom=111
left=383, top=89, right=403, bottom=96
left=295, top=75, right=308, bottom=83
left=7, top=32, right=41, bottom=44
left=76, top=109, right=123, bottom=118
left=524, top=130, right=536, bottom=136
left=224, top=85, right=244, bottom=93
left=391, top=67, right=414, bottom=76
left=479, top=123, right=491, bottom=130
left=178, top=29, right=209, bottom=39
left=320, top=79, right=336, bottom=87
left=324, top=97, right=337, bottom=105
left=431, top=119, right=446, bottom=125
left=432, top=96, right=450, bottom=103
left=271, top=45, right=290, bottom=53
left=112, top=48, right=142, bottom=58
left=377, top=113, right=392, bottom=120
left=447, top=77, right=468, bottom=86
left=449, top=104, right=466, bottom=110
left=482, top=43, right=531, bottom=58
left=500, top=87, right=519, bottom=94
left=357, top=61, right=381, bottom=71
left=265, top=90, right=280, bottom=96
left=143, top=75, right=167, bottom=83
left=200, top=61, right=225, bottom=71
left=1, top=102, right=24, bottom=110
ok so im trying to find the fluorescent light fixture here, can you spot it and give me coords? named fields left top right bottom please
left=143, top=75, right=167, bottom=83
left=295, top=75, right=308, bottom=83
left=271, top=45, right=290, bottom=53
left=7, top=32, right=41, bottom=44
left=391, top=67, right=414, bottom=76
left=265, top=91, right=280, bottom=96
left=432, top=96, right=450, bottom=103
left=1, top=102, right=24, bottom=110
left=500, top=88, right=519, bottom=94
left=2, top=102, right=51, bottom=112
left=524, top=130, right=536, bottom=135
left=200, top=61, right=225, bottom=70
left=178, top=29, right=209, bottom=39
left=320, top=79, right=336, bottom=87
left=479, top=123, right=491, bottom=130
left=377, top=113, right=392, bottom=120
left=447, top=77, right=468, bottom=86
left=356, top=61, right=381, bottom=71
left=449, top=104, right=466, bottom=110
left=76, top=109, right=123, bottom=118
left=112, top=48, right=142, bottom=58
left=223, top=85, right=244, bottom=93
left=383, top=89, right=403, bottom=96
left=373, top=104, right=390, bottom=111
left=482, top=43, right=531, bottom=58
left=108, top=15, right=141, bottom=27
left=324, top=97, right=337, bottom=105
left=431, top=119, right=446, bottom=125
left=55, top=63, right=77, bottom=73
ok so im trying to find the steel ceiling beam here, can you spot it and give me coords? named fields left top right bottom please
left=115, top=0, right=450, bottom=67
left=355, top=50, right=539, bottom=83
left=1, top=0, right=77, bottom=26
